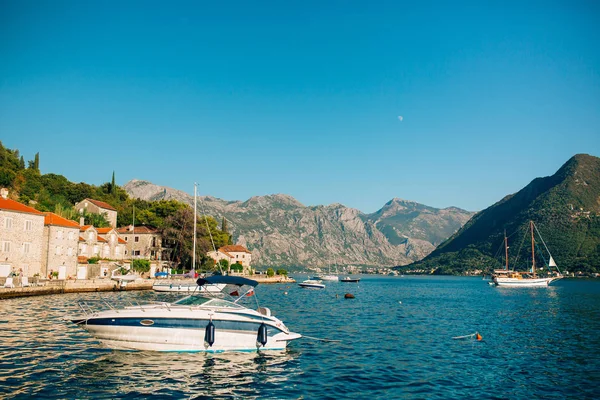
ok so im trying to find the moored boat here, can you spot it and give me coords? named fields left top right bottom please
left=152, top=281, right=225, bottom=293
left=492, top=221, right=562, bottom=288
left=298, top=279, right=325, bottom=289
left=68, top=275, right=301, bottom=352
left=340, top=277, right=360, bottom=283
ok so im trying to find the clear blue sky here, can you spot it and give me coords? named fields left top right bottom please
left=1, top=1, right=599, bottom=213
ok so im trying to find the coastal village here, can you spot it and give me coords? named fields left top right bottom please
left=0, top=187, right=265, bottom=295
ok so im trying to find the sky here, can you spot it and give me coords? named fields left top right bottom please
left=1, top=1, right=599, bottom=213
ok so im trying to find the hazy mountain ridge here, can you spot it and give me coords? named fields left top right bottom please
left=409, top=154, right=600, bottom=274
left=124, top=180, right=474, bottom=268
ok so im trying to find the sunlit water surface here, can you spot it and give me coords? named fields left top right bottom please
left=1, top=276, right=599, bottom=399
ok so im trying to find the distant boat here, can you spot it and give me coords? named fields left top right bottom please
left=491, top=221, right=563, bottom=288
left=298, top=279, right=325, bottom=289
left=340, top=277, right=360, bottom=283
left=152, top=282, right=225, bottom=293
left=110, top=267, right=139, bottom=286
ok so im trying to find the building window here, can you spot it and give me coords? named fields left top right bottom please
left=23, top=242, right=31, bottom=254
left=103, top=246, right=109, bottom=256
left=68, top=231, right=74, bottom=240
left=134, top=250, right=141, bottom=256
left=93, top=245, right=99, bottom=255
left=81, top=244, right=87, bottom=253
left=25, top=220, right=32, bottom=231
left=67, top=247, right=73, bottom=256
left=88, top=232, right=94, bottom=240
left=4, top=217, right=13, bottom=229
left=57, top=230, right=63, bottom=240
left=115, top=247, right=121, bottom=256
left=135, top=236, right=139, bottom=243
left=2, top=241, right=11, bottom=252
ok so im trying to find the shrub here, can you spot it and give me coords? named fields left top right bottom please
left=266, top=268, right=274, bottom=277
left=230, top=263, right=243, bottom=272
left=132, top=259, right=151, bottom=273
left=276, top=269, right=288, bottom=276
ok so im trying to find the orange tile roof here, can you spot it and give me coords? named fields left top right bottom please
left=79, top=236, right=86, bottom=242
left=86, top=198, right=117, bottom=211
left=219, top=245, right=251, bottom=254
left=78, top=256, right=88, bottom=263
left=96, top=227, right=113, bottom=234
left=80, top=225, right=93, bottom=231
left=43, top=212, right=80, bottom=228
left=0, top=197, right=44, bottom=215
left=118, top=238, right=127, bottom=244
left=97, top=236, right=107, bottom=243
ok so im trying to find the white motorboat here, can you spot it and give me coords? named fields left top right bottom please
left=152, top=281, right=225, bottom=293
left=110, top=267, right=139, bottom=286
left=298, top=279, right=325, bottom=289
left=319, top=275, right=339, bottom=281
left=68, top=275, right=301, bottom=352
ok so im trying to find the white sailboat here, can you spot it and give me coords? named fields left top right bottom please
left=492, top=221, right=562, bottom=287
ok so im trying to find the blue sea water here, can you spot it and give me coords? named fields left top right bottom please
left=0, top=276, right=599, bottom=399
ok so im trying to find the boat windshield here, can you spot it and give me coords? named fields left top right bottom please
left=173, top=296, right=211, bottom=306
left=204, top=299, right=245, bottom=309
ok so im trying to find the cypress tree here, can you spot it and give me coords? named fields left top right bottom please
left=34, top=152, right=39, bottom=171
left=111, top=171, right=116, bottom=194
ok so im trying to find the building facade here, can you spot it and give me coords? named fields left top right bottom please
left=96, top=227, right=127, bottom=261
left=0, top=189, right=45, bottom=278
left=208, top=245, right=253, bottom=272
left=42, top=212, right=81, bottom=279
left=116, top=225, right=162, bottom=260
left=74, top=198, right=118, bottom=228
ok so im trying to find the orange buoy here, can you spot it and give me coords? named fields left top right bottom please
left=344, top=293, right=355, bottom=299
left=476, top=333, right=483, bottom=341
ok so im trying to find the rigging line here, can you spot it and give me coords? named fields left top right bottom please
left=196, top=190, right=222, bottom=274
left=301, top=335, right=342, bottom=343
left=512, top=224, right=529, bottom=269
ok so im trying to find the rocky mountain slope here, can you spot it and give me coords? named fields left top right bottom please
left=124, top=179, right=474, bottom=268
left=407, top=154, right=600, bottom=274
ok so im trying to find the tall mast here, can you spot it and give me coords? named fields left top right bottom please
left=530, top=220, right=536, bottom=277
left=131, top=205, right=135, bottom=265
left=504, top=230, right=509, bottom=270
left=193, top=183, right=197, bottom=274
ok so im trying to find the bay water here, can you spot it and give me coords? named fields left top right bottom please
left=0, top=276, right=599, bottom=399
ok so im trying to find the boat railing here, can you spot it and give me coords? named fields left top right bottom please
left=76, top=299, right=174, bottom=316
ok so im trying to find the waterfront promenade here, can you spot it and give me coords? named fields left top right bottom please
left=0, top=275, right=295, bottom=299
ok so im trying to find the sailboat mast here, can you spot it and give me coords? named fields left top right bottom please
left=193, top=183, right=197, bottom=274
left=530, top=220, right=536, bottom=277
left=504, top=230, right=509, bottom=270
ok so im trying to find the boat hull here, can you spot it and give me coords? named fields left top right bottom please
left=71, top=307, right=300, bottom=352
left=152, top=283, right=225, bottom=293
left=493, top=277, right=560, bottom=287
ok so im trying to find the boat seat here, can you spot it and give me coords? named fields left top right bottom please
left=4, top=277, right=15, bottom=288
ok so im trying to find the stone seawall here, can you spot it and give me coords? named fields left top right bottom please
left=0, top=276, right=295, bottom=299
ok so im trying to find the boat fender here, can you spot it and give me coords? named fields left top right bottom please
left=204, top=321, right=215, bottom=347
left=344, top=293, right=355, bottom=299
left=257, top=323, right=268, bottom=347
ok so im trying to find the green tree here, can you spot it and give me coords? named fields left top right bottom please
left=276, top=268, right=288, bottom=276
left=266, top=268, right=275, bottom=277
left=19, top=156, right=25, bottom=169
left=231, top=262, right=243, bottom=272
left=132, top=259, right=151, bottom=273
left=34, top=152, right=39, bottom=171
left=110, top=171, right=116, bottom=194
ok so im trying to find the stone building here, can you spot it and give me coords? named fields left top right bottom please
left=116, top=225, right=162, bottom=260
left=208, top=245, right=253, bottom=272
left=74, top=198, right=118, bottom=228
left=42, top=212, right=80, bottom=279
left=0, top=188, right=45, bottom=278
left=96, top=227, right=127, bottom=261
left=78, top=225, right=101, bottom=259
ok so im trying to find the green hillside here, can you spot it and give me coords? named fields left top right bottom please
left=402, top=154, right=600, bottom=275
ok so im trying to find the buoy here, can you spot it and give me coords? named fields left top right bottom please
left=204, top=321, right=215, bottom=347
left=257, top=323, right=268, bottom=347
left=344, top=293, right=355, bottom=299
left=476, top=332, right=483, bottom=341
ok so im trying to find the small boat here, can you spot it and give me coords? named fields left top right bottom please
left=320, top=275, right=339, bottom=281
left=298, top=279, right=325, bottom=289
left=110, top=267, right=139, bottom=286
left=491, top=221, right=563, bottom=288
left=152, top=281, right=225, bottom=293
left=340, top=277, right=360, bottom=283
left=68, top=275, right=301, bottom=352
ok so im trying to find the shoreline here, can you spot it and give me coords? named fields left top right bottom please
left=0, top=276, right=296, bottom=299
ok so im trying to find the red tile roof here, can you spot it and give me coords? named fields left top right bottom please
left=86, top=198, right=117, bottom=211
left=43, top=212, right=80, bottom=228
left=80, top=225, right=93, bottom=232
left=118, top=238, right=127, bottom=244
left=0, top=197, right=44, bottom=215
left=96, top=227, right=113, bottom=234
left=97, top=236, right=107, bottom=243
left=79, top=236, right=86, bottom=242
left=219, top=245, right=251, bottom=254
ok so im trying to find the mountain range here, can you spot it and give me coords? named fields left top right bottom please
left=123, top=180, right=474, bottom=269
left=408, top=154, right=600, bottom=274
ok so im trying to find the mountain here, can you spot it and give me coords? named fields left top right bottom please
left=124, top=180, right=474, bottom=269
left=407, top=154, right=600, bottom=275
